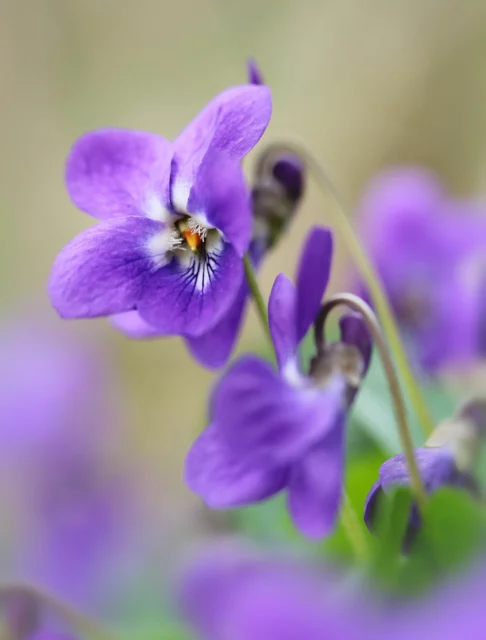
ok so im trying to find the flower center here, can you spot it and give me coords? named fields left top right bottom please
left=176, top=218, right=208, bottom=253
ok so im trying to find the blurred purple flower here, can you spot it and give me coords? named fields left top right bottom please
left=178, top=543, right=379, bottom=640
left=27, top=634, right=76, bottom=640
left=357, top=167, right=486, bottom=373
left=49, top=84, right=272, bottom=340
left=186, top=228, right=372, bottom=538
left=0, top=320, right=134, bottom=606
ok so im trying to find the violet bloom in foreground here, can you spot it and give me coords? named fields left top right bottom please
left=112, top=61, right=305, bottom=369
left=365, top=400, right=484, bottom=541
left=186, top=227, right=372, bottom=538
left=357, top=167, right=486, bottom=373
left=178, top=544, right=380, bottom=640
left=49, top=83, right=272, bottom=340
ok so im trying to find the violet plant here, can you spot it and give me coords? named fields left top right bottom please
left=3, top=60, right=486, bottom=640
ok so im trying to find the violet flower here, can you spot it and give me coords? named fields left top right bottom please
left=27, top=634, right=76, bottom=640
left=49, top=84, right=272, bottom=340
left=357, top=167, right=486, bottom=373
left=186, top=227, right=372, bottom=538
left=365, top=400, right=484, bottom=540
left=178, top=543, right=379, bottom=640
left=111, top=63, right=305, bottom=369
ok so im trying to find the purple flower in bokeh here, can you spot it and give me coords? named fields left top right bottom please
left=357, top=167, right=486, bottom=373
left=111, top=63, right=305, bottom=369
left=186, top=227, right=372, bottom=538
left=49, top=84, right=272, bottom=339
left=0, top=319, right=135, bottom=607
left=178, top=543, right=379, bottom=640
left=27, top=634, right=75, bottom=640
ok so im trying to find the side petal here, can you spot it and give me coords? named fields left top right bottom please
left=48, top=217, right=163, bottom=319
left=185, top=281, right=249, bottom=369
left=268, top=273, right=298, bottom=370
left=363, top=480, right=383, bottom=531
left=213, top=356, right=346, bottom=464
left=296, top=226, right=333, bottom=343
left=111, top=310, right=164, bottom=339
left=173, top=85, right=272, bottom=199
left=187, top=150, right=252, bottom=256
left=287, top=416, right=346, bottom=539
left=137, top=240, right=243, bottom=337
left=66, top=129, right=173, bottom=220
left=339, top=312, right=373, bottom=375
left=185, top=423, right=287, bottom=508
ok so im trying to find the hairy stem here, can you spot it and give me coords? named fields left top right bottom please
left=314, top=293, right=427, bottom=513
left=0, top=583, right=120, bottom=640
left=260, top=142, right=434, bottom=437
left=244, top=254, right=272, bottom=344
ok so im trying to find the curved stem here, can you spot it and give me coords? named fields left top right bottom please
left=314, top=293, right=427, bottom=513
left=0, top=583, right=120, bottom=640
left=341, top=491, right=369, bottom=560
left=244, top=254, right=272, bottom=344
left=259, top=142, right=434, bottom=437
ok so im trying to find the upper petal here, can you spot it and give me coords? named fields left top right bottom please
left=287, top=416, right=346, bottom=539
left=185, top=423, right=287, bottom=508
left=296, top=226, right=333, bottom=343
left=137, top=240, right=243, bottom=337
left=186, top=150, right=252, bottom=256
left=268, top=273, right=298, bottom=370
left=172, top=85, right=272, bottom=197
left=66, top=129, right=173, bottom=220
left=213, top=356, right=346, bottom=464
left=48, top=217, right=163, bottom=319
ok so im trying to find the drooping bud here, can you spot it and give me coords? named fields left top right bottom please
left=251, top=146, right=306, bottom=254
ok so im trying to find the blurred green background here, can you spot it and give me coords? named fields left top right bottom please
left=2, top=0, right=486, bottom=560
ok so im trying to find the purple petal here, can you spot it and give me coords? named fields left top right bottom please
left=247, top=58, right=264, bottom=85
left=187, top=150, right=252, bottom=256
left=173, top=85, right=272, bottom=196
left=363, top=480, right=383, bottom=530
left=287, top=416, right=346, bottom=539
left=137, top=240, right=243, bottom=337
left=110, top=310, right=163, bottom=339
left=185, top=423, right=286, bottom=508
left=296, top=227, right=333, bottom=342
left=213, top=356, right=346, bottom=464
left=185, top=281, right=249, bottom=369
left=379, top=447, right=457, bottom=493
left=66, top=129, right=173, bottom=220
left=49, top=217, right=162, bottom=319
left=268, top=273, right=298, bottom=370
left=339, top=312, right=373, bottom=375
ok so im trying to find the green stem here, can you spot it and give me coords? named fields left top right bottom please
left=244, top=254, right=272, bottom=343
left=259, top=142, right=434, bottom=437
left=314, top=293, right=427, bottom=514
left=0, top=583, right=120, bottom=640
left=341, top=491, right=369, bottom=560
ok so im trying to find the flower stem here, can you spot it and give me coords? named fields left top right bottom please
left=243, top=254, right=272, bottom=344
left=314, top=293, right=427, bottom=514
left=0, top=583, right=120, bottom=640
left=341, top=491, right=369, bottom=560
left=260, top=142, right=434, bottom=437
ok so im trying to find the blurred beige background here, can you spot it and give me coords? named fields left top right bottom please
left=2, top=0, right=486, bottom=543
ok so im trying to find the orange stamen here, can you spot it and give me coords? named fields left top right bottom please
left=182, top=228, right=203, bottom=251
